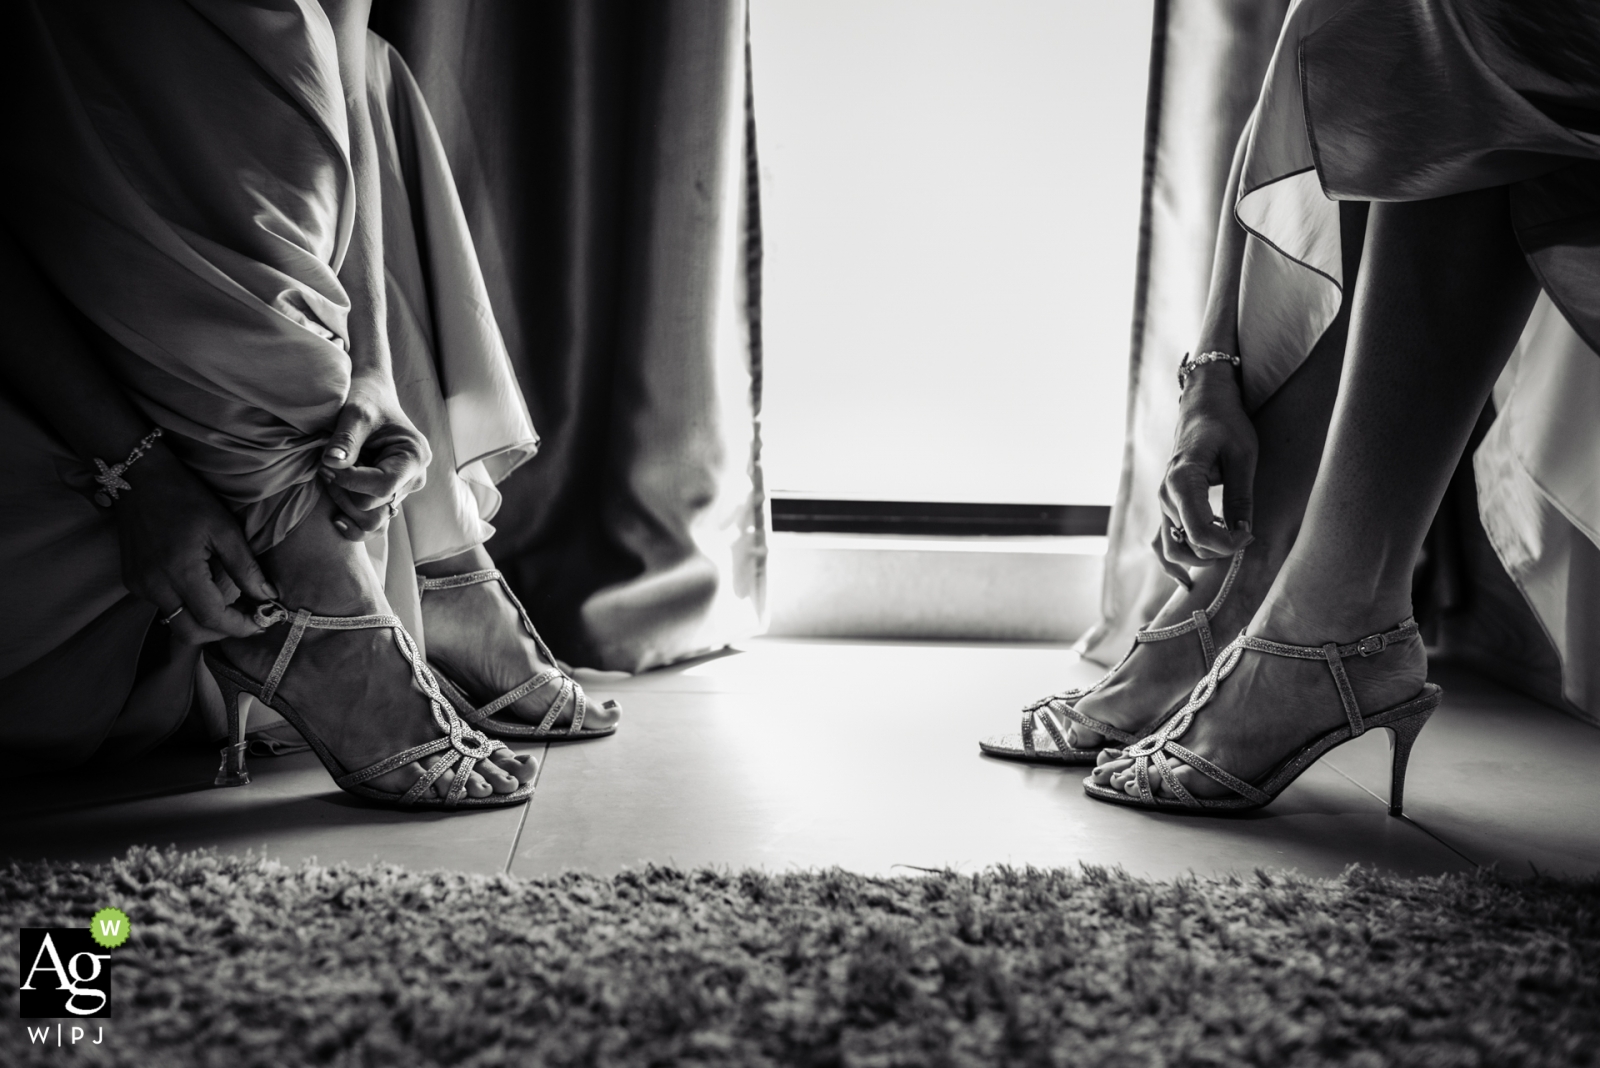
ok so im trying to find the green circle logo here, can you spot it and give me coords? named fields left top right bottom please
left=89, top=907, right=130, bottom=949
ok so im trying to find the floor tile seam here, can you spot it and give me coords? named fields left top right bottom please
left=504, top=743, right=548, bottom=874
left=1322, top=759, right=1484, bottom=869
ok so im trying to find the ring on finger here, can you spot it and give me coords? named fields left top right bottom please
left=1169, top=524, right=1187, bottom=543
left=386, top=499, right=400, bottom=519
left=159, top=605, right=185, bottom=626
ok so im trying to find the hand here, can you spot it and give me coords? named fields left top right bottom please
left=112, top=446, right=277, bottom=645
left=318, top=373, right=430, bottom=541
left=1154, top=361, right=1256, bottom=587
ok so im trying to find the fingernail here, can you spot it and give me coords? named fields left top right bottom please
left=317, top=468, right=333, bottom=481
left=264, top=583, right=281, bottom=600
left=333, top=518, right=350, bottom=534
left=326, top=446, right=348, bottom=462
left=1235, top=520, right=1252, bottom=533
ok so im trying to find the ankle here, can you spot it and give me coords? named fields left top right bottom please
left=1251, top=593, right=1413, bottom=646
left=258, top=492, right=388, bottom=617
left=417, top=544, right=493, bottom=579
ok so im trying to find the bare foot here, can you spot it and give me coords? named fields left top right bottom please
left=1093, top=609, right=1427, bottom=801
left=217, top=493, right=536, bottom=800
left=418, top=546, right=621, bottom=734
left=1063, top=547, right=1270, bottom=750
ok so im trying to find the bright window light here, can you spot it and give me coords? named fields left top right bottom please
left=751, top=0, right=1152, bottom=505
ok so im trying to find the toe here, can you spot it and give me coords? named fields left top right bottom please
left=479, top=760, right=519, bottom=794
left=584, top=696, right=621, bottom=730
left=1065, top=723, right=1103, bottom=749
left=492, top=749, right=538, bottom=784
left=1095, top=747, right=1125, bottom=767
left=1166, top=762, right=1207, bottom=800
left=433, top=764, right=493, bottom=799
left=1090, top=756, right=1132, bottom=784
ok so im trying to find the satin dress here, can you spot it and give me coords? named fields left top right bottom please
left=1234, top=0, right=1600, bottom=716
left=0, top=2, right=538, bottom=766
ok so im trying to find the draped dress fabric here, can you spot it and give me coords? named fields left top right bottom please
left=1232, top=0, right=1600, bottom=718
left=0, top=0, right=538, bottom=766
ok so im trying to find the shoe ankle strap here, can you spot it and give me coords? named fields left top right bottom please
left=1221, top=618, right=1419, bottom=740
left=1133, top=549, right=1247, bottom=666
left=1235, top=618, right=1419, bottom=664
left=1129, top=615, right=1420, bottom=764
left=417, top=569, right=502, bottom=593
left=253, top=601, right=407, bottom=707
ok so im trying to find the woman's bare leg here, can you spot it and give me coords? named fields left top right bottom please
left=1108, top=186, right=1540, bottom=798
left=218, top=491, right=537, bottom=797
left=1070, top=204, right=1367, bottom=745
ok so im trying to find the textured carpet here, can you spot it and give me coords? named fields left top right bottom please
left=2, top=849, right=1597, bottom=1068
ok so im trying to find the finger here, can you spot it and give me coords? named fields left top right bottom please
left=146, top=578, right=234, bottom=645
left=1167, top=464, right=1231, bottom=559
left=326, top=485, right=392, bottom=535
left=166, top=611, right=232, bottom=647
left=1220, top=444, right=1259, bottom=543
left=1156, top=482, right=1209, bottom=568
left=1151, top=531, right=1194, bottom=591
left=209, top=524, right=279, bottom=603
left=209, top=558, right=241, bottom=607
left=172, top=562, right=261, bottom=639
left=320, top=464, right=402, bottom=505
left=322, top=401, right=374, bottom=469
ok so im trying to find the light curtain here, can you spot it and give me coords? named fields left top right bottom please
left=1078, top=0, right=1290, bottom=664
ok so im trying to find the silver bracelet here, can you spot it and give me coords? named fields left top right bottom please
left=93, top=427, right=163, bottom=507
left=1177, top=350, right=1241, bottom=391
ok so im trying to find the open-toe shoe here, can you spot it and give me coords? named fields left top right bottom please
left=1082, top=618, right=1440, bottom=814
left=979, top=548, right=1246, bottom=766
left=418, top=569, right=620, bottom=742
left=205, top=602, right=534, bottom=809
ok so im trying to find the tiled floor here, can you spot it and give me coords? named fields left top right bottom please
left=7, top=640, right=1598, bottom=880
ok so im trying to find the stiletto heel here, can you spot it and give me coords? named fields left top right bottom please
left=1384, top=708, right=1433, bottom=817
left=982, top=548, right=1249, bottom=765
left=1084, top=617, right=1442, bottom=814
left=212, top=674, right=251, bottom=787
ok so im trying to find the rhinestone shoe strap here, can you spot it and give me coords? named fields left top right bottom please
left=1116, top=618, right=1421, bottom=806
left=251, top=601, right=501, bottom=806
left=418, top=569, right=587, bottom=734
left=1017, top=548, right=1248, bottom=755
left=1133, top=547, right=1246, bottom=664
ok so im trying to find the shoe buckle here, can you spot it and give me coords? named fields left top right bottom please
left=1356, top=634, right=1386, bottom=657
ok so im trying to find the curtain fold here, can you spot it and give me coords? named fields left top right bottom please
left=370, top=0, right=765, bottom=673
left=1078, top=0, right=1290, bottom=665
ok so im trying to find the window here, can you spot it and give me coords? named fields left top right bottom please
left=751, top=0, right=1153, bottom=510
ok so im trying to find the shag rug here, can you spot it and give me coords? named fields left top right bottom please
left=2, top=849, right=1597, bottom=1068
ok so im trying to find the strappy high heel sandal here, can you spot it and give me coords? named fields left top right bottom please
left=205, top=602, right=535, bottom=809
left=1083, top=618, right=1440, bottom=814
left=417, top=569, right=620, bottom=742
left=979, top=548, right=1247, bottom=766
